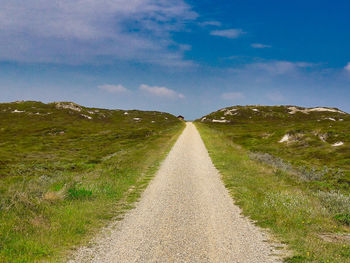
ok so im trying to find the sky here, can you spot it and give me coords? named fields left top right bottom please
left=0, top=0, right=349, bottom=119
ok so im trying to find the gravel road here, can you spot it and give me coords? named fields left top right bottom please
left=70, top=122, right=283, bottom=263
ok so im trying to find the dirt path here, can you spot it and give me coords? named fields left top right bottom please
left=69, top=122, right=283, bottom=263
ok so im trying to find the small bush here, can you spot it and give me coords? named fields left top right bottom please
left=248, top=152, right=294, bottom=173
left=334, top=213, right=350, bottom=225
left=262, top=191, right=312, bottom=217
left=298, top=166, right=326, bottom=181
left=249, top=152, right=337, bottom=181
left=318, top=191, right=350, bottom=218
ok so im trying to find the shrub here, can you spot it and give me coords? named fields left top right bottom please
left=248, top=151, right=337, bottom=181
left=334, top=213, right=350, bottom=225
left=67, top=186, right=92, bottom=200
left=298, top=166, right=326, bottom=181
left=248, top=152, right=294, bottom=173
left=318, top=191, right=350, bottom=218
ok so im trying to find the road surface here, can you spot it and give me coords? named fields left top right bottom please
left=70, top=122, right=282, bottom=263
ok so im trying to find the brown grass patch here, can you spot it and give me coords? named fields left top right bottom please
left=43, top=191, right=64, bottom=202
left=319, top=233, right=350, bottom=244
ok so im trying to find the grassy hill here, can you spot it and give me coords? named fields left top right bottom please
left=198, top=105, right=350, bottom=188
left=196, top=105, right=350, bottom=262
left=0, top=101, right=184, bottom=262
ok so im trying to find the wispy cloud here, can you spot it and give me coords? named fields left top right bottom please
left=241, top=60, right=314, bottom=75
left=221, top=92, right=245, bottom=100
left=251, top=43, right=272, bottom=49
left=199, top=21, right=222, bottom=27
left=140, top=84, right=185, bottom=99
left=252, top=61, right=298, bottom=75
left=345, top=62, right=350, bottom=72
left=98, top=84, right=128, bottom=93
left=0, top=0, right=197, bottom=66
left=210, top=29, right=245, bottom=39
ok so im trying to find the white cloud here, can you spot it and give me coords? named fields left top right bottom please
left=0, top=0, right=197, bottom=66
left=210, top=29, right=245, bottom=39
left=243, top=61, right=313, bottom=75
left=295, top=62, right=315, bottom=68
left=199, top=21, right=222, bottom=27
left=221, top=92, right=245, bottom=100
left=139, top=84, right=185, bottom=99
left=251, top=43, right=271, bottom=49
left=98, top=84, right=128, bottom=93
left=345, top=62, right=350, bottom=71
left=252, top=61, right=296, bottom=74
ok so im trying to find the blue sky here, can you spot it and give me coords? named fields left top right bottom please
left=0, top=0, right=349, bottom=119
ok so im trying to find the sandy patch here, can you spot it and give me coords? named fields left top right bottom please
left=332, top=142, right=344, bottom=147
left=223, top=108, right=238, bottom=116
left=279, top=134, right=290, bottom=143
left=81, top=114, right=92, bottom=120
left=288, top=106, right=345, bottom=115
left=55, top=102, right=82, bottom=112
left=212, top=119, right=229, bottom=123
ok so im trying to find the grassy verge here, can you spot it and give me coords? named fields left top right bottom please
left=196, top=122, right=350, bottom=263
left=0, top=101, right=185, bottom=262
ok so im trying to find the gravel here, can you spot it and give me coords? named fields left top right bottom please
left=69, top=122, right=284, bottom=263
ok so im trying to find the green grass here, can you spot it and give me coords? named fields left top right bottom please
left=198, top=105, right=350, bottom=191
left=0, top=101, right=185, bottom=262
left=196, top=121, right=350, bottom=263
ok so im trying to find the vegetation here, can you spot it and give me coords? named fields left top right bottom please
left=0, top=101, right=184, bottom=262
left=198, top=105, right=350, bottom=190
left=196, top=105, right=350, bottom=262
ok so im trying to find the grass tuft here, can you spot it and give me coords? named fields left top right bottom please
left=67, top=186, right=93, bottom=200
